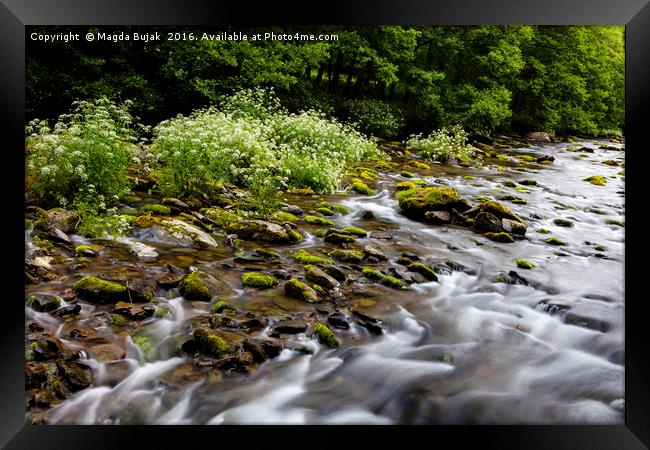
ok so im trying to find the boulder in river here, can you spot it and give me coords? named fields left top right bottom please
left=285, top=279, right=319, bottom=303
left=226, top=220, right=302, bottom=244
left=180, top=270, right=230, bottom=301
left=305, top=264, right=340, bottom=290
left=25, top=293, right=63, bottom=312
left=474, top=211, right=503, bottom=232
left=42, top=208, right=79, bottom=233
left=74, top=276, right=127, bottom=303
left=396, top=186, right=471, bottom=219
left=525, top=132, right=552, bottom=143
left=136, top=217, right=218, bottom=248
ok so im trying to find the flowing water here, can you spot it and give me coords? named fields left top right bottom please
left=26, top=138, right=625, bottom=424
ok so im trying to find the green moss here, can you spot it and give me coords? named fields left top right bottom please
left=211, top=300, right=233, bottom=314
left=358, top=170, right=379, bottom=180
left=291, top=249, right=332, bottom=265
left=594, top=245, right=607, bottom=251
left=602, top=159, right=620, bottom=166
left=324, top=233, right=356, bottom=244
left=519, top=180, right=537, bottom=186
left=605, top=219, right=625, bottom=227
left=287, top=230, right=303, bottom=244
left=107, top=314, right=126, bottom=326
left=139, top=204, right=171, bottom=215
left=486, top=232, right=515, bottom=243
left=316, top=207, right=333, bottom=216
left=314, top=322, right=340, bottom=348
left=475, top=196, right=491, bottom=203
left=361, top=210, right=377, bottom=220
left=515, top=259, right=535, bottom=269
left=154, top=307, right=172, bottom=319
left=74, top=244, right=101, bottom=256
left=253, top=248, right=280, bottom=259
left=193, top=328, right=229, bottom=358
left=511, top=199, right=528, bottom=205
left=308, top=282, right=327, bottom=295
left=342, top=226, right=367, bottom=237
left=179, top=271, right=212, bottom=300
left=411, top=179, right=429, bottom=186
left=272, top=211, right=298, bottom=222
left=396, top=186, right=463, bottom=216
left=285, top=279, right=319, bottom=303
left=290, top=188, right=315, bottom=196
left=400, top=171, right=415, bottom=178
left=132, top=335, right=157, bottom=361
left=407, top=262, right=438, bottom=281
left=408, top=160, right=431, bottom=169
left=397, top=256, right=414, bottom=266
left=74, top=276, right=126, bottom=302
left=305, top=215, right=334, bottom=226
left=396, top=181, right=416, bottom=191
left=133, top=215, right=158, bottom=228
left=516, top=155, right=537, bottom=162
left=349, top=178, right=375, bottom=196
left=362, top=267, right=384, bottom=281
left=545, top=237, right=566, bottom=246
left=381, top=275, right=409, bottom=290
left=584, top=175, right=606, bottom=186
left=331, top=205, right=350, bottom=215
left=514, top=186, right=529, bottom=192
left=481, top=201, right=525, bottom=224
left=241, top=272, right=279, bottom=289
left=503, top=181, right=517, bottom=188
left=328, top=249, right=364, bottom=263
left=313, top=228, right=328, bottom=237
left=554, top=218, right=574, bottom=227
left=536, top=228, right=551, bottom=234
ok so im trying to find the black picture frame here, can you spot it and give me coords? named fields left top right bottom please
left=2, top=0, right=648, bottom=448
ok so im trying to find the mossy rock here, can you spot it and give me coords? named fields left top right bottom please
left=605, top=219, right=624, bottom=227
left=515, top=259, right=535, bottom=269
left=272, top=211, right=298, bottom=222
left=25, top=293, right=63, bottom=312
left=241, top=272, right=278, bottom=289
left=43, top=208, right=80, bottom=233
left=400, top=171, right=415, bottom=178
left=305, top=264, right=340, bottom=290
left=536, top=228, right=551, bottom=234
left=514, top=186, right=529, bottom=192
left=324, top=233, right=356, bottom=245
left=193, top=328, right=229, bottom=358
left=358, top=170, right=379, bottom=180
left=594, top=245, right=607, bottom=252
left=328, top=249, right=364, bottom=263
left=290, top=188, right=315, bottom=196
left=554, top=218, right=574, bottom=227
left=511, top=198, right=528, bottom=205
left=602, top=160, right=620, bottom=166
left=211, top=300, right=234, bottom=314
left=331, top=205, right=350, bottom=215
left=314, top=322, right=340, bottom=348
left=285, top=279, right=319, bottom=303
left=584, top=175, right=606, bottom=186
left=361, top=210, right=377, bottom=220
left=545, top=237, right=566, bottom=246
left=139, top=204, right=171, bottom=215
left=349, top=179, right=375, bottom=196
left=132, top=335, right=157, bottom=361
left=316, top=207, right=333, bottom=216
left=473, top=201, right=526, bottom=225
left=516, top=155, right=537, bottom=162
left=503, top=181, right=517, bottom=188
left=226, top=220, right=302, bottom=244
left=74, top=276, right=127, bottom=303
left=362, top=267, right=384, bottom=281
left=342, top=226, right=367, bottom=237
left=180, top=270, right=229, bottom=301
left=519, top=180, right=538, bottom=186
left=396, top=186, right=469, bottom=219
left=107, top=314, right=126, bottom=326
left=485, top=232, right=514, bottom=243
left=74, top=245, right=101, bottom=257
left=253, top=248, right=280, bottom=259
left=396, top=181, right=416, bottom=191
left=407, top=262, right=438, bottom=281
left=290, top=249, right=332, bottom=265
left=154, top=306, right=172, bottom=319
left=304, top=215, right=334, bottom=226
left=407, top=160, right=431, bottom=169
left=361, top=267, right=408, bottom=289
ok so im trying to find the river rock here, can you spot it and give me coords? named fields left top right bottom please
left=272, top=319, right=307, bottom=334
left=26, top=293, right=63, bottom=312
left=474, top=211, right=503, bottom=232
left=424, top=210, right=451, bottom=224
left=114, top=301, right=155, bottom=320
left=526, top=132, right=552, bottom=142
left=397, top=186, right=472, bottom=219
left=502, top=218, right=527, bottom=236
left=43, top=208, right=79, bottom=233
left=328, top=312, right=351, bottom=329
left=226, top=220, right=302, bottom=244
left=73, top=276, right=127, bottom=303
left=285, top=279, right=319, bottom=303
left=32, top=336, right=66, bottom=361
left=51, top=304, right=82, bottom=317
left=363, top=245, right=388, bottom=262
left=162, top=197, right=189, bottom=212
left=127, top=241, right=158, bottom=262
left=48, top=228, right=72, bottom=245
left=126, top=279, right=157, bottom=302
left=305, top=265, right=340, bottom=290
left=138, top=218, right=218, bottom=248
left=564, top=302, right=622, bottom=332
left=282, top=204, right=303, bottom=215
left=180, top=270, right=230, bottom=301
left=90, top=343, right=127, bottom=362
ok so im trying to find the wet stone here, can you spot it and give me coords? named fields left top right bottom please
left=272, top=319, right=308, bottom=334
left=328, top=312, right=351, bottom=329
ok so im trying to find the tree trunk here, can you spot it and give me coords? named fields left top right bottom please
left=329, top=52, right=342, bottom=93
left=314, top=65, right=325, bottom=87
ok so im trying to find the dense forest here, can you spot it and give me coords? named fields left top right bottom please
left=27, top=25, right=624, bottom=138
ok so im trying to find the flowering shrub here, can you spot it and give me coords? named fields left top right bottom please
left=25, top=97, right=140, bottom=207
left=339, top=98, right=405, bottom=138
left=405, top=125, right=476, bottom=163
left=151, top=88, right=379, bottom=200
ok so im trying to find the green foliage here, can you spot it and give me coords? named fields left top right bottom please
left=339, top=98, right=405, bottom=138
left=151, top=88, right=379, bottom=203
left=405, top=125, right=476, bottom=163
left=26, top=97, right=139, bottom=207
